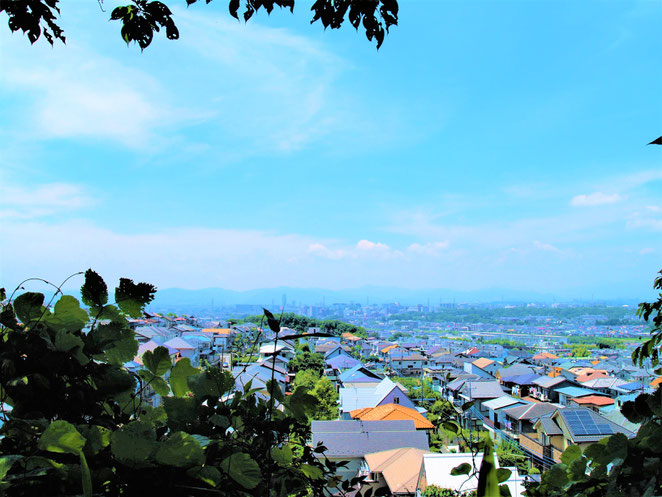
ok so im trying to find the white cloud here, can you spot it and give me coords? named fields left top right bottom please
left=533, top=240, right=561, bottom=253
left=308, top=243, right=345, bottom=260
left=356, top=239, right=391, bottom=252
left=407, top=241, right=450, bottom=256
left=0, top=181, right=95, bottom=219
left=570, top=192, right=623, bottom=207
left=640, top=248, right=656, bottom=255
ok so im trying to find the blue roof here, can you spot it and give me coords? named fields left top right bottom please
left=618, top=382, right=643, bottom=391
left=326, top=355, right=362, bottom=370
left=501, top=373, right=541, bottom=385
left=311, top=420, right=428, bottom=457
left=338, top=365, right=382, bottom=383
left=555, top=386, right=599, bottom=398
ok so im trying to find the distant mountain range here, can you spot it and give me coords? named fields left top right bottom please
left=150, top=285, right=641, bottom=310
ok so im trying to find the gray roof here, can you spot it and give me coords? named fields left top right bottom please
left=557, top=408, right=636, bottom=442
left=581, top=377, right=628, bottom=389
left=465, top=381, right=506, bottom=400
left=311, top=420, right=429, bottom=457
left=498, top=365, right=535, bottom=378
left=482, top=396, right=528, bottom=411
left=538, top=417, right=563, bottom=436
left=532, top=376, right=568, bottom=389
left=339, top=377, right=406, bottom=411
left=503, top=402, right=559, bottom=421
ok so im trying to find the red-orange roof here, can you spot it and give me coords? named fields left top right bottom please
left=571, top=395, right=614, bottom=406
left=533, top=352, right=559, bottom=360
left=650, top=377, right=662, bottom=388
left=349, top=403, right=434, bottom=429
left=576, top=371, right=609, bottom=383
left=472, top=357, right=494, bottom=369
left=201, top=328, right=232, bottom=335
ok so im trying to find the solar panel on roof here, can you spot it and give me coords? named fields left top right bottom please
left=595, top=424, right=614, bottom=435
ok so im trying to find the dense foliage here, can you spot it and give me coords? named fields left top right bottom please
left=525, top=269, right=662, bottom=497
left=0, top=271, right=348, bottom=497
left=1, top=0, right=398, bottom=49
left=237, top=312, right=368, bottom=338
left=292, top=371, right=338, bottom=421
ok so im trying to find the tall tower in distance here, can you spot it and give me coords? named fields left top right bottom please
left=282, top=293, right=287, bottom=311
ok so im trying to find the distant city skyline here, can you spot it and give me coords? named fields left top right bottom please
left=1, top=1, right=661, bottom=299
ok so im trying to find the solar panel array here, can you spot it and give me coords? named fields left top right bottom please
left=564, top=410, right=614, bottom=436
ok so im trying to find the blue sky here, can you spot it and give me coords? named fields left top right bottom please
left=1, top=0, right=661, bottom=299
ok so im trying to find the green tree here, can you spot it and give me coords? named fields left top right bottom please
left=526, top=269, right=662, bottom=497
left=288, top=350, right=325, bottom=376
left=1, top=0, right=398, bottom=49
left=570, top=345, right=590, bottom=358
left=0, top=271, right=347, bottom=496
left=310, top=376, right=339, bottom=420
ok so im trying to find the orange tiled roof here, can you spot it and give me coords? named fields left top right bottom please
left=576, top=371, right=609, bottom=383
left=472, top=357, right=495, bottom=369
left=349, top=403, right=434, bottom=429
left=533, top=352, right=559, bottom=360
left=650, top=377, right=662, bottom=387
left=201, top=328, right=232, bottom=334
left=381, top=344, right=397, bottom=353
left=571, top=395, right=615, bottom=406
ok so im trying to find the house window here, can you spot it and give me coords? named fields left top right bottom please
left=394, top=397, right=400, bottom=404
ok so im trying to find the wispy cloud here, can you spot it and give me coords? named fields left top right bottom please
left=570, top=192, right=623, bottom=207
left=0, top=180, right=95, bottom=219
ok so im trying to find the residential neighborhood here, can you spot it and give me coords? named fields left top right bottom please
left=121, top=306, right=654, bottom=496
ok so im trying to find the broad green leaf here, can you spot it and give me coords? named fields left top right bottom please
left=0, top=455, right=22, bottom=480
left=169, top=358, right=200, bottom=397
left=443, top=421, right=460, bottom=434
left=300, top=464, right=323, bottom=480
left=197, top=465, right=221, bottom=487
left=163, top=397, right=198, bottom=427
left=496, top=468, right=512, bottom=483
left=14, top=292, right=45, bottom=324
left=220, top=453, right=261, bottom=489
left=38, top=421, right=85, bottom=456
left=110, top=421, right=157, bottom=467
left=568, top=457, right=588, bottom=481
left=450, top=462, right=472, bottom=475
left=561, top=444, right=582, bottom=465
left=49, top=295, right=89, bottom=331
left=142, top=346, right=171, bottom=376
left=139, top=370, right=170, bottom=396
left=80, top=269, right=108, bottom=308
left=88, top=323, right=138, bottom=365
left=141, top=405, right=168, bottom=427
left=95, top=366, right=135, bottom=397
left=77, top=425, right=111, bottom=456
left=542, top=464, right=569, bottom=488
left=54, top=329, right=89, bottom=365
left=155, top=432, right=205, bottom=467
left=115, top=278, right=156, bottom=318
left=271, top=445, right=293, bottom=466
left=0, top=302, right=20, bottom=329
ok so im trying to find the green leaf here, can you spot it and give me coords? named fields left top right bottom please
left=0, top=455, right=22, bottom=480
left=461, top=401, right=475, bottom=411
left=95, top=365, right=135, bottom=397
left=169, top=358, right=200, bottom=397
left=49, top=295, right=89, bottom=331
left=115, top=278, right=156, bottom=317
left=197, top=465, right=222, bottom=487
left=155, top=432, right=205, bottom=467
left=77, top=425, right=111, bottom=456
left=496, top=468, right=512, bottom=483
left=81, top=269, right=108, bottom=308
left=142, top=346, right=172, bottom=376
left=163, top=397, right=198, bottom=427
left=300, top=464, right=324, bottom=480
left=14, top=292, right=45, bottom=323
left=88, top=322, right=139, bottom=365
left=450, top=462, right=472, bottom=475
left=442, top=421, right=460, bottom=434
left=271, top=445, right=294, bottom=466
left=79, top=451, right=93, bottom=497
left=38, top=421, right=86, bottom=455
left=139, top=370, right=170, bottom=396
left=542, top=464, right=569, bottom=488
left=220, top=452, right=261, bottom=489
left=561, top=444, right=582, bottom=465
left=54, top=329, right=89, bottom=365
left=0, top=302, right=20, bottom=329
left=110, top=421, right=157, bottom=467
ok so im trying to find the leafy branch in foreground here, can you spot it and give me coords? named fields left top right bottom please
left=525, top=268, right=662, bottom=497
left=1, top=0, right=398, bottom=49
left=0, top=270, right=349, bottom=496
